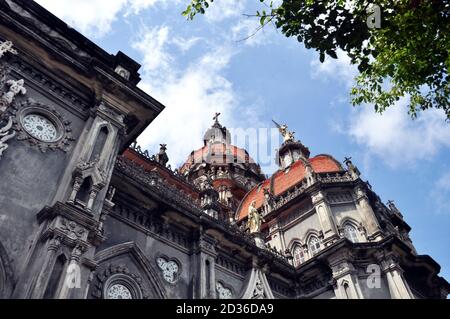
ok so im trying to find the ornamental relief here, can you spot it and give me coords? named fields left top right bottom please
left=91, top=264, right=148, bottom=299
left=3, top=99, right=75, bottom=152
left=216, top=281, right=233, bottom=299
left=156, top=256, right=180, bottom=284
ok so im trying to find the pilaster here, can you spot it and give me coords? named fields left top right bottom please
left=311, top=190, right=339, bottom=246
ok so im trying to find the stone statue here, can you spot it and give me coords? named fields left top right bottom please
left=272, top=120, right=295, bottom=143
left=247, top=200, right=264, bottom=234
left=155, top=143, right=169, bottom=166
left=1, top=79, right=27, bottom=105
left=0, top=41, right=17, bottom=59
left=0, top=117, right=16, bottom=158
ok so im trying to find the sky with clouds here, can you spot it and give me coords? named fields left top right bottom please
left=35, top=0, right=450, bottom=280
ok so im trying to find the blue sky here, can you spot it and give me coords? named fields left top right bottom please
left=35, top=0, right=450, bottom=280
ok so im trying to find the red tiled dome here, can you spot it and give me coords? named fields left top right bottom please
left=236, top=154, right=342, bottom=221
left=180, top=143, right=257, bottom=173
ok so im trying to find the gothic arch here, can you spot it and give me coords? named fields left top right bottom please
left=339, top=218, right=362, bottom=242
left=0, top=242, right=14, bottom=298
left=93, top=242, right=167, bottom=299
left=287, top=238, right=303, bottom=250
left=302, top=228, right=321, bottom=244
left=339, top=217, right=359, bottom=229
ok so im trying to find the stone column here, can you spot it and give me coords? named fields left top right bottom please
left=311, top=190, right=339, bottom=246
left=329, top=253, right=364, bottom=299
left=354, top=185, right=383, bottom=241
left=191, top=232, right=218, bottom=299
left=378, top=255, right=414, bottom=299
left=29, top=237, right=62, bottom=299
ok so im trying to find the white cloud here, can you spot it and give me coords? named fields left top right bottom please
left=171, top=36, right=202, bottom=52
left=231, top=19, right=273, bottom=47
left=347, top=98, right=450, bottom=168
left=204, top=0, right=246, bottom=23
left=430, top=171, right=450, bottom=215
left=132, top=25, right=172, bottom=74
left=35, top=0, right=179, bottom=37
left=310, top=49, right=357, bottom=86
left=133, top=26, right=261, bottom=169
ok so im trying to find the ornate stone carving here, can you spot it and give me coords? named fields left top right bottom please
left=241, top=268, right=275, bottom=299
left=344, top=156, right=360, bottom=179
left=114, top=65, right=130, bottom=80
left=0, top=41, right=17, bottom=59
left=156, top=256, right=180, bottom=284
left=7, top=58, right=89, bottom=112
left=107, top=283, right=132, bottom=299
left=0, top=117, right=15, bottom=158
left=1, top=79, right=26, bottom=105
left=311, top=190, right=326, bottom=204
left=3, top=99, right=75, bottom=152
left=98, top=102, right=125, bottom=124
left=216, top=281, right=233, bottom=299
left=252, top=277, right=266, bottom=299
left=273, top=119, right=295, bottom=143
left=59, top=218, right=86, bottom=240
left=91, top=264, right=148, bottom=299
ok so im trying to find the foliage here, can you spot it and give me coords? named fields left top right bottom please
left=182, top=0, right=450, bottom=119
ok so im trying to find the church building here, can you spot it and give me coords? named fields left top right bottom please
left=0, top=0, right=448, bottom=299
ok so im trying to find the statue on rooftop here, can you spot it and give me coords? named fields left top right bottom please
left=247, top=200, right=264, bottom=234
left=272, top=120, right=295, bottom=143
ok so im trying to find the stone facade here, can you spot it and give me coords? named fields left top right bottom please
left=0, top=0, right=448, bottom=299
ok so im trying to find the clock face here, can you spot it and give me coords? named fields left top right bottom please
left=106, top=283, right=132, bottom=299
left=157, top=257, right=179, bottom=283
left=22, top=113, right=58, bottom=142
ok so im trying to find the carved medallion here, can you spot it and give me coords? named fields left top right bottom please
left=156, top=256, right=180, bottom=284
left=4, top=99, right=75, bottom=152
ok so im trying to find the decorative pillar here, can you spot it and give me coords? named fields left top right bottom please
left=354, top=185, right=383, bottom=241
left=57, top=244, right=86, bottom=299
left=328, top=252, right=364, bottom=299
left=29, top=236, right=62, bottom=299
left=67, top=177, right=82, bottom=203
left=377, top=253, right=414, bottom=299
left=311, top=190, right=339, bottom=246
left=192, top=231, right=217, bottom=299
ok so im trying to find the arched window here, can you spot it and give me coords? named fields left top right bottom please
left=292, top=245, right=305, bottom=267
left=308, top=236, right=321, bottom=256
left=343, top=224, right=359, bottom=243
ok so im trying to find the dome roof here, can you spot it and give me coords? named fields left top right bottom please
left=236, top=154, right=343, bottom=221
left=180, top=143, right=260, bottom=174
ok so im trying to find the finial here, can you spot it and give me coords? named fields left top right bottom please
left=213, top=112, right=221, bottom=124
